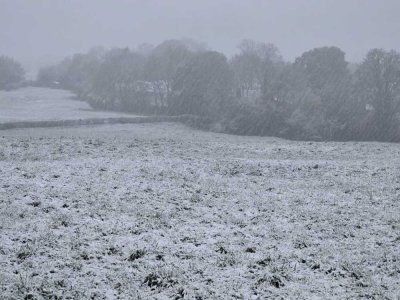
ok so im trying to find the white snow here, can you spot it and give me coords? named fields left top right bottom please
left=0, top=87, right=136, bottom=123
left=0, top=122, right=399, bottom=299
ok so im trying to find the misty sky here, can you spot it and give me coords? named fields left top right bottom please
left=1, top=0, right=400, bottom=69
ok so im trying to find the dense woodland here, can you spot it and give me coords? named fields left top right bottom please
left=4, top=39, right=400, bottom=142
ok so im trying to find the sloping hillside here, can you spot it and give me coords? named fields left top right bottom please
left=0, top=123, right=399, bottom=299
left=0, top=87, right=135, bottom=123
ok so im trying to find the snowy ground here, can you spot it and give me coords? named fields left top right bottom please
left=0, top=123, right=399, bottom=299
left=0, top=87, right=135, bottom=123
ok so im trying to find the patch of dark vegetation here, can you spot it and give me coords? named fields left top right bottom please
left=325, top=267, right=335, bottom=275
left=245, top=247, right=256, bottom=253
left=17, top=251, right=31, bottom=260
left=311, top=263, right=320, bottom=271
left=16, top=246, right=34, bottom=260
left=60, top=220, right=69, bottom=227
left=216, top=246, right=228, bottom=254
left=106, top=246, right=120, bottom=256
left=256, top=275, right=285, bottom=289
left=80, top=252, right=90, bottom=260
left=143, top=273, right=178, bottom=290
left=155, top=254, right=164, bottom=261
left=174, top=287, right=185, bottom=300
left=270, top=275, right=285, bottom=288
left=256, top=257, right=272, bottom=267
left=127, top=249, right=146, bottom=261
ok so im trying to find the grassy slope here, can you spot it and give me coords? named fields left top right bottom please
left=0, top=87, right=135, bottom=123
left=0, top=123, right=399, bottom=299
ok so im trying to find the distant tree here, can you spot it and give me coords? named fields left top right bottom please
left=37, top=65, right=60, bottom=87
left=37, top=57, right=71, bottom=88
left=294, top=47, right=350, bottom=108
left=231, top=40, right=281, bottom=98
left=91, top=48, right=147, bottom=110
left=171, top=51, right=234, bottom=118
left=0, top=56, right=25, bottom=90
left=237, top=39, right=282, bottom=63
left=62, top=53, right=102, bottom=97
left=261, top=64, right=324, bottom=139
left=33, top=41, right=400, bottom=142
left=292, top=47, right=352, bottom=138
left=179, top=38, right=208, bottom=53
left=37, top=47, right=104, bottom=95
left=143, top=40, right=193, bottom=108
left=231, top=51, right=262, bottom=98
left=354, top=49, right=400, bottom=140
left=294, top=47, right=348, bottom=91
left=135, top=43, right=155, bottom=56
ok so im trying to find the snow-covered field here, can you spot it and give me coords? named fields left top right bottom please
left=0, top=87, right=135, bottom=123
left=1, top=122, right=399, bottom=299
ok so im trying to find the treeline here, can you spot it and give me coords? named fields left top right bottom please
left=37, top=39, right=400, bottom=142
left=0, top=55, right=25, bottom=90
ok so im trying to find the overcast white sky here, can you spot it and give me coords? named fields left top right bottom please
left=1, top=0, right=400, bottom=69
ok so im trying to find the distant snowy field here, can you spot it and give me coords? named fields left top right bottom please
left=0, top=87, right=134, bottom=123
left=1, top=122, right=399, bottom=299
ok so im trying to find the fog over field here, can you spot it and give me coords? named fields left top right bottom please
left=2, top=0, right=400, bottom=69
left=0, top=1, right=400, bottom=299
